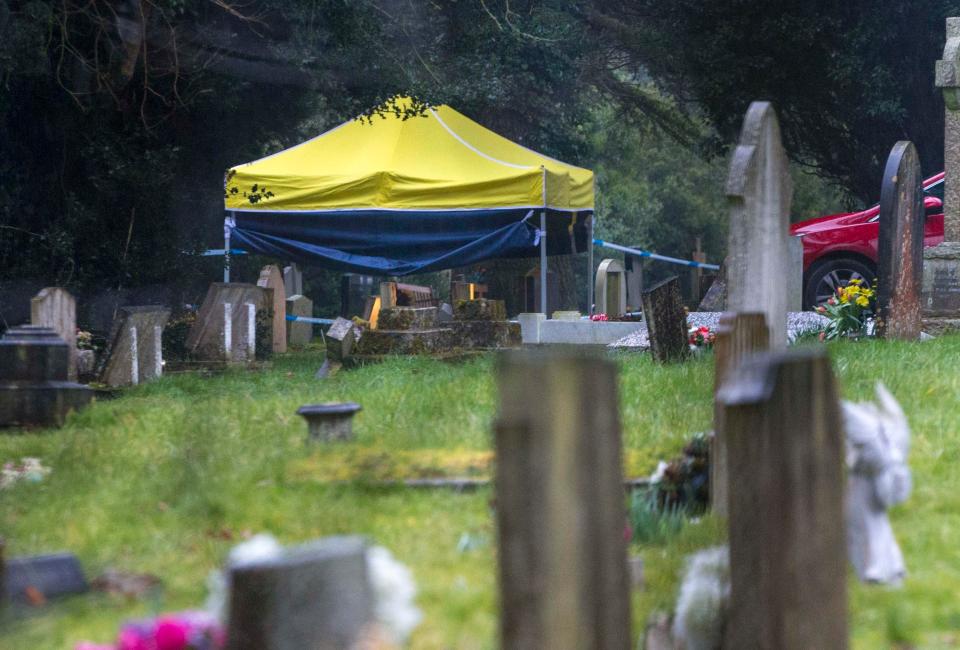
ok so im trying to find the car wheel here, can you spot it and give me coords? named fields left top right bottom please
left=804, top=258, right=876, bottom=309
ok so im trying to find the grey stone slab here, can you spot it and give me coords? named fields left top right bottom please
left=187, top=283, right=270, bottom=362
left=4, top=552, right=88, bottom=604
left=286, top=294, right=313, bottom=347
left=97, top=306, right=170, bottom=387
left=726, top=102, right=792, bottom=349
left=0, top=328, right=69, bottom=382
left=226, top=536, right=373, bottom=650
left=325, top=317, right=356, bottom=362
left=283, top=263, right=303, bottom=298
left=257, top=265, right=287, bottom=354
left=30, top=288, right=77, bottom=381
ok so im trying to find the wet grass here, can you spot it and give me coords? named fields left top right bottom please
left=1, top=337, right=958, bottom=648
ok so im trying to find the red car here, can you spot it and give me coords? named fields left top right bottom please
left=791, top=171, right=945, bottom=307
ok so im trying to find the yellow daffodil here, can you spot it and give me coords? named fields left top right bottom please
left=856, top=295, right=869, bottom=307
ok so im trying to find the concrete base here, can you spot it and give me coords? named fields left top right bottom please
left=922, top=241, right=960, bottom=315
left=516, top=314, right=644, bottom=345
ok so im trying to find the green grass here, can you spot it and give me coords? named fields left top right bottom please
left=1, top=338, right=959, bottom=648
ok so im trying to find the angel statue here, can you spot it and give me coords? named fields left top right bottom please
left=842, top=383, right=912, bottom=585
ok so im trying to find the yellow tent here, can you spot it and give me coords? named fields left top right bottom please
left=225, top=99, right=593, bottom=212
left=222, top=98, right=594, bottom=290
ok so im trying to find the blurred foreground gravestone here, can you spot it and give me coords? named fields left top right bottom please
left=710, top=312, right=769, bottom=518
left=718, top=349, right=847, bottom=649
left=495, top=351, right=631, bottom=649
left=877, top=141, right=925, bottom=339
left=0, top=326, right=92, bottom=428
left=226, top=536, right=374, bottom=650
left=257, top=265, right=287, bottom=353
left=641, top=276, right=689, bottom=363
left=3, top=552, right=88, bottom=606
left=726, top=102, right=792, bottom=349
left=30, top=287, right=77, bottom=381
left=97, top=306, right=170, bottom=387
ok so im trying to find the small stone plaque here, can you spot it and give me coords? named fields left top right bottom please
left=4, top=552, right=89, bottom=605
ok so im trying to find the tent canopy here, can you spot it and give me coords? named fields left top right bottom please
left=224, top=98, right=594, bottom=276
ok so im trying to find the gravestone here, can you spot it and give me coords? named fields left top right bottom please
left=711, top=312, right=769, bottom=517
left=30, top=287, right=77, bottom=381
left=595, top=259, right=627, bottom=318
left=286, top=294, right=313, bottom=347
left=4, top=552, right=88, bottom=605
left=726, top=102, right=792, bottom=349
left=283, top=263, right=303, bottom=298
left=624, top=254, right=644, bottom=311
left=718, top=350, right=847, bottom=649
left=341, top=274, right=376, bottom=318
left=787, top=236, right=804, bottom=312
left=923, top=17, right=960, bottom=315
left=0, top=326, right=93, bottom=428
left=325, top=318, right=357, bottom=362
left=698, top=261, right=727, bottom=311
left=495, top=351, right=631, bottom=649
left=454, top=299, right=506, bottom=321
left=877, top=141, right=924, bottom=339
left=97, top=306, right=171, bottom=387
left=257, top=265, right=287, bottom=353
left=380, top=281, right=398, bottom=309
left=378, top=307, right=437, bottom=331
left=523, top=266, right=559, bottom=315
left=186, top=283, right=271, bottom=362
left=640, top=277, right=689, bottom=363
left=226, top=536, right=374, bottom=650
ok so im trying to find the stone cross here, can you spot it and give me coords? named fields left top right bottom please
left=226, top=536, right=374, bottom=650
left=923, top=17, right=960, bottom=315
left=97, top=306, right=170, bottom=387
left=710, top=312, right=769, bottom=517
left=718, top=350, right=847, bottom=649
left=257, top=265, right=287, bottom=353
left=877, top=141, right=924, bottom=339
left=640, top=276, right=689, bottom=363
left=494, top=351, right=632, bottom=649
left=725, top=101, right=792, bottom=349
left=30, top=287, right=77, bottom=381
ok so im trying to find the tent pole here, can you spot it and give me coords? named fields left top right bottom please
left=540, top=210, right=547, bottom=316
left=587, top=213, right=594, bottom=315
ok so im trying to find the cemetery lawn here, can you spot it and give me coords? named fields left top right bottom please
left=2, top=338, right=960, bottom=649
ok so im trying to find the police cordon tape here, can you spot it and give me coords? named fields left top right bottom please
left=592, top=238, right=720, bottom=271
left=285, top=315, right=336, bottom=325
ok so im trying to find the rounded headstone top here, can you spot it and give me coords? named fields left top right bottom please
left=296, top=402, right=362, bottom=417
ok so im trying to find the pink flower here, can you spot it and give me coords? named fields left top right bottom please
left=75, top=644, right=114, bottom=650
left=155, top=616, right=190, bottom=650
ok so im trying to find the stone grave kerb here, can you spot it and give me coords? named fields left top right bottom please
left=725, top=101, right=792, bottom=349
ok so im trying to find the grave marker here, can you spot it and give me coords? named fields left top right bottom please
left=283, top=263, right=303, bottom=298
left=640, top=276, right=689, bottom=363
left=97, top=306, right=170, bottom=387
left=30, top=287, right=77, bottom=381
left=3, top=552, right=89, bottom=605
left=877, top=141, right=924, bottom=339
left=595, top=259, right=627, bottom=318
left=226, top=536, right=374, bottom=650
left=726, top=102, right=792, bottom=349
left=325, top=318, right=357, bottom=362
left=710, top=312, right=769, bottom=517
left=286, top=294, right=313, bottom=347
left=718, top=350, right=847, bottom=649
left=186, top=283, right=271, bottom=361
left=257, top=265, right=287, bottom=353
left=495, top=351, right=631, bottom=649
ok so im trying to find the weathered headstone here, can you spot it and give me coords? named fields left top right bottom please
left=283, top=263, right=303, bottom=298
left=454, top=299, right=506, bottom=321
left=711, top=312, right=769, bottom=517
left=286, top=294, right=313, bottom=347
left=726, top=102, right=792, bottom=349
left=3, top=552, right=88, bottom=605
left=325, top=317, right=357, bottom=362
left=340, top=274, right=376, bottom=318
left=718, top=350, right=847, bottom=649
left=378, top=306, right=437, bottom=331
left=495, top=351, right=631, bottom=649
left=380, top=281, right=397, bottom=309
left=923, top=17, right=960, bottom=315
left=698, top=261, right=727, bottom=311
left=97, top=306, right=171, bottom=387
left=0, top=326, right=92, bottom=428
left=226, top=536, right=374, bottom=650
left=640, top=276, right=689, bottom=363
left=877, top=141, right=924, bottom=339
left=30, top=287, right=77, bottom=381
left=186, top=283, right=271, bottom=362
left=595, top=259, right=627, bottom=318
left=257, top=265, right=287, bottom=353
left=787, top=235, right=804, bottom=312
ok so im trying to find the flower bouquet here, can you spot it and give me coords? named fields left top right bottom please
left=76, top=611, right=225, bottom=650
left=816, top=278, right=876, bottom=340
